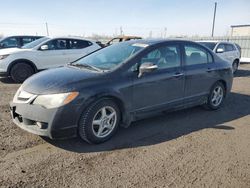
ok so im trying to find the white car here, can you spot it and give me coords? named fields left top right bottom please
left=198, top=41, right=241, bottom=73
left=0, top=37, right=101, bottom=82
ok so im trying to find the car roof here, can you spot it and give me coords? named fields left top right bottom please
left=124, top=38, right=199, bottom=45
left=197, top=40, right=235, bottom=45
left=46, top=36, right=97, bottom=42
left=0, top=35, right=43, bottom=41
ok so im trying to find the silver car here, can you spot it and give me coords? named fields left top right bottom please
left=198, top=41, right=240, bottom=73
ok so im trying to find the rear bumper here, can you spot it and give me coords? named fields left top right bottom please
left=10, top=101, right=78, bottom=139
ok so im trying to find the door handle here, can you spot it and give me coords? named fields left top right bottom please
left=207, top=68, right=215, bottom=72
left=173, top=72, right=184, bottom=78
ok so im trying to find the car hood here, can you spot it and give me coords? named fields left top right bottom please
left=22, top=66, right=101, bottom=94
left=0, top=48, right=31, bottom=55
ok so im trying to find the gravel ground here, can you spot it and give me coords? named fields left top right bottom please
left=0, top=64, right=250, bottom=188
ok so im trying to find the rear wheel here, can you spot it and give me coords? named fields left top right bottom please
left=232, top=60, right=239, bottom=74
left=78, top=99, right=120, bottom=144
left=10, top=63, right=34, bottom=83
left=205, top=82, right=225, bottom=110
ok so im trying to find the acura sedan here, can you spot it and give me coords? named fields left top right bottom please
left=10, top=39, right=233, bottom=144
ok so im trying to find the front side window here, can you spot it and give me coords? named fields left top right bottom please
left=185, top=44, right=212, bottom=65
left=69, top=39, right=92, bottom=49
left=44, top=39, right=67, bottom=50
left=0, top=37, right=18, bottom=48
left=140, top=45, right=181, bottom=69
left=217, top=44, right=226, bottom=52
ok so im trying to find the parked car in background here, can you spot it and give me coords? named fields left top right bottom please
left=198, top=41, right=241, bottom=73
left=10, top=39, right=233, bottom=144
left=0, top=36, right=101, bottom=82
left=105, top=35, right=142, bottom=46
left=0, top=35, right=43, bottom=49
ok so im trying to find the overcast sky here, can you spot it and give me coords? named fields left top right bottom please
left=0, top=0, right=249, bottom=37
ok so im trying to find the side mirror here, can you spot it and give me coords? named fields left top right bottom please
left=40, top=45, right=48, bottom=51
left=138, top=62, right=158, bottom=78
left=216, top=48, right=224, bottom=53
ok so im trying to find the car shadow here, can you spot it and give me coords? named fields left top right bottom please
left=44, top=92, right=250, bottom=153
left=234, top=69, right=250, bottom=77
left=0, top=77, right=16, bottom=84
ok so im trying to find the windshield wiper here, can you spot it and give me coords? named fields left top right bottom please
left=71, top=63, right=102, bottom=72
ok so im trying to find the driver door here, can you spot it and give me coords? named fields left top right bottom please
left=131, top=43, right=185, bottom=113
left=35, top=39, right=69, bottom=69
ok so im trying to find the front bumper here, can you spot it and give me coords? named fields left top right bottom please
left=10, top=101, right=79, bottom=139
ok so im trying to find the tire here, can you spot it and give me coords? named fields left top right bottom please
left=10, top=63, right=34, bottom=83
left=204, top=82, right=225, bottom=110
left=78, top=99, right=121, bottom=144
left=232, top=60, right=238, bottom=74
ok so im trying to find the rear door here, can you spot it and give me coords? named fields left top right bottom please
left=183, top=43, right=217, bottom=104
left=225, top=44, right=238, bottom=63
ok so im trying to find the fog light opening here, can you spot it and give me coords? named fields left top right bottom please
left=36, top=122, right=48, bottom=129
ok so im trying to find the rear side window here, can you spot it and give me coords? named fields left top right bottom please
left=225, top=44, right=236, bottom=51
left=0, top=37, right=18, bottom=48
left=68, top=39, right=92, bottom=49
left=184, top=44, right=213, bottom=65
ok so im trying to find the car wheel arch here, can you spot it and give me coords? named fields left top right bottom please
left=77, top=93, right=130, bottom=128
left=215, top=79, right=227, bottom=96
left=7, top=59, right=38, bottom=76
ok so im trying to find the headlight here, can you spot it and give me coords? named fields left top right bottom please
left=0, top=54, right=9, bottom=60
left=33, top=92, right=79, bottom=109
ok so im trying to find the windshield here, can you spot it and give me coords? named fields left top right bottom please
left=22, top=37, right=49, bottom=49
left=72, top=42, right=146, bottom=71
left=199, top=42, right=217, bottom=50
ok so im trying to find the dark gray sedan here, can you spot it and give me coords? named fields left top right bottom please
left=10, top=39, right=233, bottom=144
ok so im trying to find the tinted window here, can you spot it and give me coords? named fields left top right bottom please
left=140, top=45, right=181, bottom=69
left=185, top=44, right=212, bottom=65
left=69, top=39, right=92, bottom=49
left=225, top=44, right=236, bottom=51
left=44, top=39, right=67, bottom=50
left=0, top=37, right=18, bottom=48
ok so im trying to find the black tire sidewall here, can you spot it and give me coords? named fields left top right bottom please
left=78, top=99, right=121, bottom=144
left=232, top=61, right=238, bottom=74
left=207, top=82, right=225, bottom=110
left=10, top=63, right=34, bottom=83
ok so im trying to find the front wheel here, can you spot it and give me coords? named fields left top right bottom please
left=78, top=99, right=121, bottom=144
left=205, top=82, right=225, bottom=110
left=10, top=63, right=34, bottom=83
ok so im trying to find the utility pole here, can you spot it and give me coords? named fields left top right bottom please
left=211, top=2, right=217, bottom=37
left=45, top=22, right=49, bottom=36
left=120, top=26, right=123, bottom=36
left=164, top=27, right=167, bottom=38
